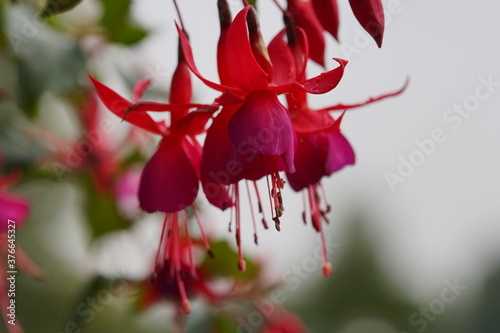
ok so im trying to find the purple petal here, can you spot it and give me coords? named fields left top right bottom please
left=325, top=132, right=355, bottom=174
left=139, top=137, right=199, bottom=213
left=228, top=91, right=293, bottom=158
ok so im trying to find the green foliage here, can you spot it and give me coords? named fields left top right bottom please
left=99, top=0, right=148, bottom=45
left=39, top=0, right=84, bottom=19
left=201, top=240, right=260, bottom=282
left=80, top=172, right=132, bottom=239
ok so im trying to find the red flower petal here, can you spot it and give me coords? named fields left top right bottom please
left=287, top=0, right=326, bottom=67
left=139, top=137, right=199, bottom=213
left=298, top=58, right=347, bottom=94
left=287, top=132, right=329, bottom=191
left=217, top=16, right=234, bottom=86
left=312, top=0, right=340, bottom=40
left=89, top=74, right=162, bottom=134
left=200, top=106, right=238, bottom=209
left=171, top=110, right=212, bottom=137
left=0, top=193, right=29, bottom=231
left=325, top=132, right=355, bottom=174
left=133, top=79, right=151, bottom=103
left=349, top=0, right=385, bottom=47
left=226, top=6, right=269, bottom=92
left=292, top=110, right=339, bottom=133
left=268, top=29, right=297, bottom=86
left=317, top=79, right=409, bottom=111
left=170, top=59, right=192, bottom=105
left=176, top=24, right=228, bottom=94
left=228, top=91, right=293, bottom=158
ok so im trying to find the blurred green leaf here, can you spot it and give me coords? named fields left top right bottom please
left=39, top=0, right=84, bottom=19
left=99, top=0, right=148, bottom=45
left=81, top=172, right=132, bottom=239
left=201, top=240, right=260, bottom=282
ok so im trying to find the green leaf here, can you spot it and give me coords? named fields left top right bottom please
left=39, top=0, right=84, bottom=19
left=201, top=240, right=260, bottom=282
left=99, top=0, right=148, bottom=46
left=80, top=172, right=132, bottom=239
left=7, top=5, right=86, bottom=119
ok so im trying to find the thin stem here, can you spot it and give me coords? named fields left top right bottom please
left=173, top=0, right=187, bottom=32
left=271, top=0, right=285, bottom=13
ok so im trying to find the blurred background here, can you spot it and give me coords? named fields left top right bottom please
left=1, top=0, right=499, bottom=332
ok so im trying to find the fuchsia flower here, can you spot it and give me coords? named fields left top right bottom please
left=0, top=171, right=29, bottom=231
left=261, top=309, right=308, bottom=333
left=287, top=0, right=327, bottom=66
left=91, top=43, right=217, bottom=313
left=349, top=0, right=385, bottom=47
left=0, top=161, right=43, bottom=333
left=266, top=16, right=407, bottom=276
left=177, top=5, right=348, bottom=270
left=311, top=0, right=340, bottom=41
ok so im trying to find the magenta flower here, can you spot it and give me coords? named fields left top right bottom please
left=176, top=6, right=348, bottom=270
left=349, top=0, right=385, bottom=47
left=91, top=46, right=218, bottom=312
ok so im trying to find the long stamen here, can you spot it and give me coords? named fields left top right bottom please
left=169, top=213, right=179, bottom=278
left=228, top=184, right=235, bottom=232
left=319, top=229, right=332, bottom=277
left=235, top=184, right=246, bottom=272
left=154, top=213, right=171, bottom=278
left=192, top=205, right=214, bottom=258
left=245, top=180, right=259, bottom=245
left=176, top=270, right=192, bottom=313
left=302, top=190, right=308, bottom=225
left=183, top=210, right=198, bottom=279
left=253, top=181, right=269, bottom=229
left=319, top=182, right=332, bottom=213
left=265, top=175, right=275, bottom=221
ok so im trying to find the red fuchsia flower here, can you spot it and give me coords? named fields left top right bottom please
left=178, top=5, right=348, bottom=271
left=267, top=18, right=406, bottom=276
left=260, top=309, right=309, bottom=333
left=349, top=0, right=385, bottom=47
left=0, top=162, right=43, bottom=333
left=0, top=172, right=29, bottom=231
left=143, top=218, right=216, bottom=315
left=311, top=0, right=340, bottom=41
left=90, top=44, right=217, bottom=313
left=286, top=0, right=327, bottom=66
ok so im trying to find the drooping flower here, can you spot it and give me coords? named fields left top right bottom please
left=286, top=0, right=326, bottom=66
left=311, top=0, right=340, bottom=41
left=176, top=5, right=348, bottom=271
left=90, top=43, right=217, bottom=312
left=348, top=0, right=385, bottom=47
left=267, top=17, right=406, bottom=276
